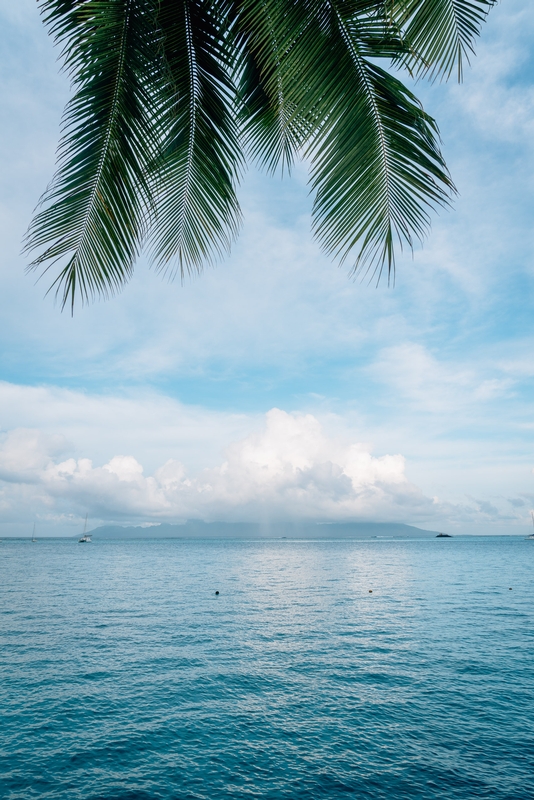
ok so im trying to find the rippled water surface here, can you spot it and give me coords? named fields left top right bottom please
left=1, top=536, right=534, bottom=799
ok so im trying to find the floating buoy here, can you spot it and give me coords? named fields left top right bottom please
left=215, top=591, right=219, bottom=595
left=369, top=590, right=373, bottom=593
left=509, top=587, right=512, bottom=591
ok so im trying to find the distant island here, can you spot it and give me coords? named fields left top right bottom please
left=88, top=520, right=443, bottom=540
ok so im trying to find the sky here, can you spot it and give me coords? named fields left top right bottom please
left=0, top=0, right=533, bottom=536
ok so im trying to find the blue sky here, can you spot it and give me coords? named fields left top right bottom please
left=1, top=0, right=534, bottom=535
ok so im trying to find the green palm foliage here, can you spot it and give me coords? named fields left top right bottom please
left=25, top=0, right=495, bottom=310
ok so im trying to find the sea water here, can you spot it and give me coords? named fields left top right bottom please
left=1, top=536, right=533, bottom=799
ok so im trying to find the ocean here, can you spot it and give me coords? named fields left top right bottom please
left=1, top=536, right=533, bottom=799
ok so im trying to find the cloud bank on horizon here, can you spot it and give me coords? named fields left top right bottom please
left=0, top=408, right=428, bottom=526
left=0, top=390, right=530, bottom=536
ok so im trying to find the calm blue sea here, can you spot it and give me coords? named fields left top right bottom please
left=1, top=536, right=533, bottom=800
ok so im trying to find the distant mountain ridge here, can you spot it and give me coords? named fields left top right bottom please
left=89, top=520, right=441, bottom=539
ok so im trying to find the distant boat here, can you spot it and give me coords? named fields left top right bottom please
left=78, top=514, right=92, bottom=543
left=32, top=523, right=37, bottom=542
left=436, top=532, right=452, bottom=538
left=526, top=512, right=534, bottom=540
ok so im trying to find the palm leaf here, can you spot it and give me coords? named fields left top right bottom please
left=239, top=0, right=453, bottom=280
left=391, top=0, right=497, bottom=81
left=147, top=0, right=242, bottom=279
left=25, top=0, right=159, bottom=310
left=311, top=2, right=453, bottom=278
left=232, top=0, right=314, bottom=174
left=27, top=0, right=494, bottom=306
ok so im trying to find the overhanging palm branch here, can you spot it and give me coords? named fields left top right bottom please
left=149, top=0, right=242, bottom=278
left=392, top=0, right=496, bottom=81
left=26, top=0, right=160, bottom=309
left=25, top=0, right=496, bottom=310
left=239, top=0, right=452, bottom=279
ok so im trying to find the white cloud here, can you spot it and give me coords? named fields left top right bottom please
left=0, top=408, right=527, bottom=533
left=0, top=409, right=437, bottom=529
left=0, top=382, right=532, bottom=536
left=0, top=380, right=255, bottom=476
left=0, top=428, right=68, bottom=483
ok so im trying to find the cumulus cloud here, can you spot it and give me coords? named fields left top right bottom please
left=0, top=409, right=439, bottom=528
left=0, top=389, right=532, bottom=535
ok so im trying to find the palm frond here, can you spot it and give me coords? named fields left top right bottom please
left=25, top=0, right=159, bottom=311
left=315, top=6, right=453, bottom=279
left=242, top=0, right=453, bottom=281
left=310, top=59, right=453, bottom=281
left=147, top=0, right=242, bottom=279
left=391, top=0, right=497, bottom=81
left=232, top=0, right=314, bottom=174
left=27, top=0, right=494, bottom=307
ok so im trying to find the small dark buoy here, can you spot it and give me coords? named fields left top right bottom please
left=369, top=589, right=373, bottom=593
left=215, top=590, right=219, bottom=595
left=509, top=587, right=512, bottom=591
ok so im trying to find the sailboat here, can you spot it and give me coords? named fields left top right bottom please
left=526, top=512, right=534, bottom=540
left=32, top=523, right=37, bottom=542
left=78, top=514, right=92, bottom=543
